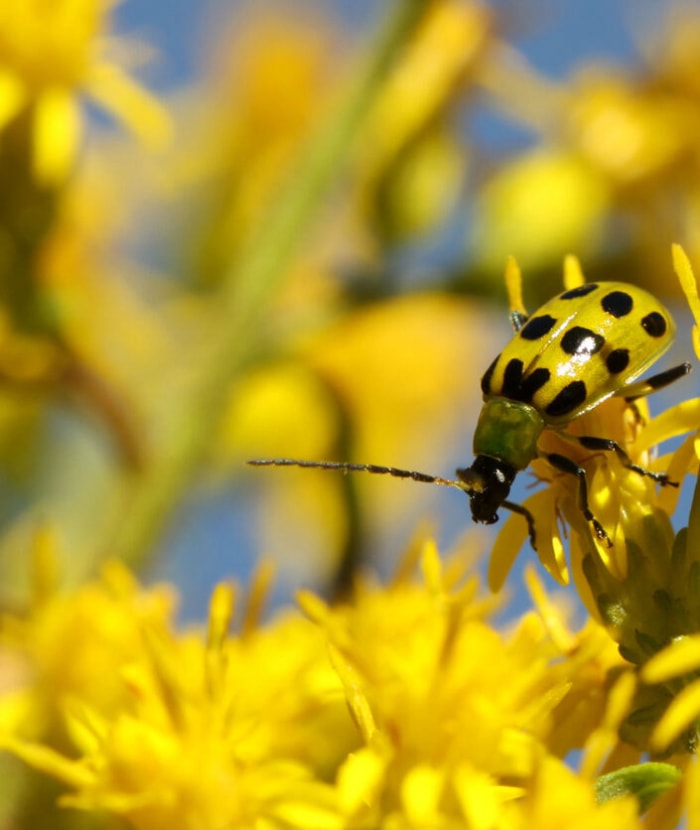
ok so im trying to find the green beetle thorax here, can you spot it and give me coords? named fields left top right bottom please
left=473, top=398, right=545, bottom=471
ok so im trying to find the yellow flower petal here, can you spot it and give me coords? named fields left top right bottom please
left=631, top=399, right=700, bottom=454
left=87, top=61, right=171, bottom=149
left=505, top=254, right=527, bottom=318
left=685, top=758, right=700, bottom=830
left=489, top=489, right=568, bottom=592
left=487, top=506, right=530, bottom=592
left=674, top=243, right=700, bottom=330
left=563, top=254, right=585, bottom=289
left=642, top=635, right=700, bottom=684
left=0, top=69, right=26, bottom=129
left=62, top=700, right=107, bottom=756
left=657, top=434, right=697, bottom=514
left=525, top=565, right=577, bottom=653
left=0, top=736, right=96, bottom=788
left=651, top=676, right=700, bottom=750
left=33, top=85, right=82, bottom=183
left=241, top=559, right=275, bottom=637
left=337, top=748, right=385, bottom=815
left=270, top=795, right=342, bottom=830
left=327, top=645, right=376, bottom=744
left=401, top=764, right=444, bottom=823
left=581, top=671, right=636, bottom=778
left=207, top=582, right=235, bottom=648
left=420, top=538, right=444, bottom=595
left=296, top=589, right=331, bottom=625
left=454, top=765, right=512, bottom=830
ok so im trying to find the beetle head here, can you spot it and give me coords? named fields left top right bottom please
left=456, top=456, right=516, bottom=525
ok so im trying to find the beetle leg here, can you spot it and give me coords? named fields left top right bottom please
left=502, top=499, right=538, bottom=550
left=620, top=362, right=692, bottom=402
left=574, top=436, right=678, bottom=487
left=544, top=452, right=612, bottom=547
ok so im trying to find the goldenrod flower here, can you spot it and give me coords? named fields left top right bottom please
left=5, top=1, right=700, bottom=823
left=471, top=6, right=700, bottom=287
left=0, top=556, right=349, bottom=829
left=0, top=529, right=178, bottom=738
left=0, top=0, right=169, bottom=183
left=355, top=0, right=492, bottom=245
left=300, top=541, right=631, bottom=826
left=626, top=240, right=700, bottom=751
left=472, top=149, right=611, bottom=275
left=0, top=535, right=655, bottom=828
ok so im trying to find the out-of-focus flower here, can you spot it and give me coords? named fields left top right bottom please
left=355, top=0, right=492, bottom=247
left=0, top=0, right=172, bottom=487
left=0, top=0, right=169, bottom=184
left=471, top=149, right=611, bottom=276
left=471, top=7, right=700, bottom=292
left=303, top=293, right=494, bottom=482
left=5, top=534, right=695, bottom=826
left=0, top=543, right=351, bottom=829
left=235, top=291, right=503, bottom=584
left=299, top=541, right=632, bottom=826
left=172, top=5, right=342, bottom=288
left=0, top=528, right=178, bottom=740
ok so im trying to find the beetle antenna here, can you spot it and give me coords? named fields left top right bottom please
left=247, top=458, right=470, bottom=492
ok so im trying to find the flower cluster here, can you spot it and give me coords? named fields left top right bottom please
left=0, top=1, right=699, bottom=828
left=0, top=533, right=661, bottom=828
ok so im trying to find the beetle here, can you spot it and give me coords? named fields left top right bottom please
left=249, top=281, right=691, bottom=549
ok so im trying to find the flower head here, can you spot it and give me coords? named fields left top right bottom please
left=0, top=0, right=168, bottom=183
left=0, top=550, right=349, bottom=829
left=300, top=541, right=630, bottom=826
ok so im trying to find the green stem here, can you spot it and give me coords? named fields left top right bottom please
left=111, top=0, right=432, bottom=570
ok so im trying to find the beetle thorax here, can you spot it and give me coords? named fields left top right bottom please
left=473, top=397, right=544, bottom=472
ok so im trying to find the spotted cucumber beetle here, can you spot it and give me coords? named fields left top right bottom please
left=250, top=281, right=691, bottom=549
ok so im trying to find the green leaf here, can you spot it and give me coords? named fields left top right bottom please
left=595, top=763, right=681, bottom=813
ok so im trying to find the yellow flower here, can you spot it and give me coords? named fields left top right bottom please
left=568, top=71, right=695, bottom=185
left=524, top=566, right=630, bottom=760
left=300, top=541, right=629, bottom=826
left=355, top=0, right=492, bottom=245
left=0, top=559, right=349, bottom=829
left=0, top=530, right=177, bottom=739
left=472, top=149, right=611, bottom=275
left=1, top=533, right=690, bottom=826
left=472, top=7, right=700, bottom=289
left=0, top=0, right=169, bottom=183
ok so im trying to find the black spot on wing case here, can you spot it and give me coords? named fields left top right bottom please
left=480, top=282, right=676, bottom=424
